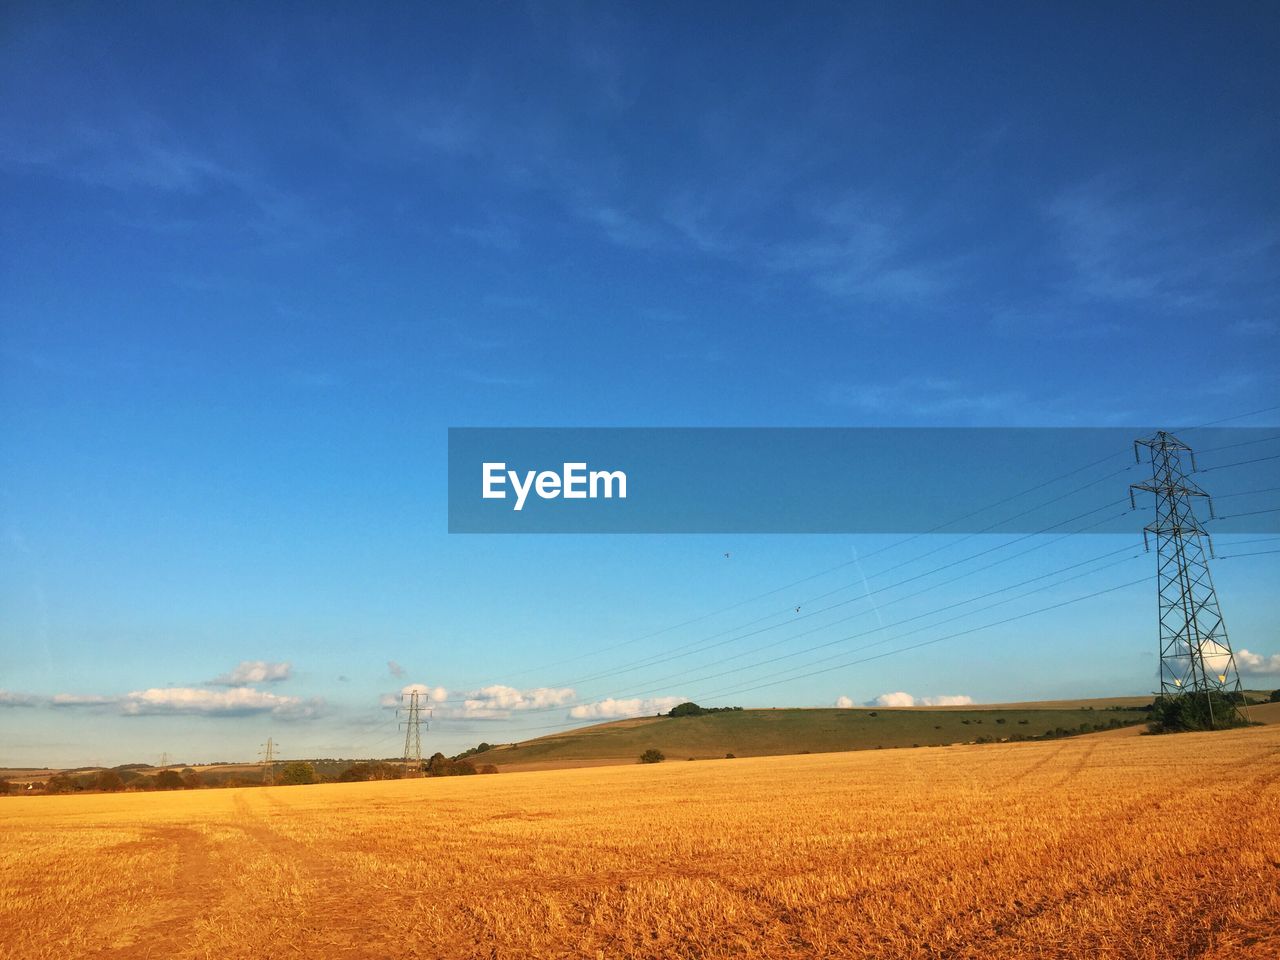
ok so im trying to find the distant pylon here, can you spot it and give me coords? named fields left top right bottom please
left=259, top=737, right=278, bottom=785
left=159, top=751, right=169, bottom=768
left=399, top=691, right=429, bottom=774
left=1130, top=431, right=1245, bottom=727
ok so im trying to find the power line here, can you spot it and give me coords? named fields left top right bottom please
left=434, top=480, right=1137, bottom=706
left=1212, top=506, right=1280, bottom=520
left=1184, top=403, right=1280, bottom=429
left=435, top=511, right=1132, bottom=717
left=478, top=528, right=1141, bottom=722
left=428, top=450, right=1138, bottom=697
left=1218, top=549, right=1280, bottom=559
left=1214, top=536, right=1280, bottom=548
left=701, top=577, right=1149, bottom=702
left=1213, top=486, right=1280, bottom=500
left=1199, top=453, right=1280, bottom=472
left=535, top=507, right=1135, bottom=706
left=511, top=574, right=1152, bottom=737
left=1193, top=434, right=1280, bottom=455
left=604, top=550, right=1143, bottom=708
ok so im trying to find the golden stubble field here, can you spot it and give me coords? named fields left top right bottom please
left=2, top=725, right=1278, bottom=960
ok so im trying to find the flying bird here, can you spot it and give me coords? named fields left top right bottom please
left=723, top=552, right=731, bottom=559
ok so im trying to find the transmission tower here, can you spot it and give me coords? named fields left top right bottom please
left=159, top=751, right=169, bottom=768
left=259, top=737, right=278, bottom=786
left=399, top=691, right=429, bottom=774
left=1129, top=431, right=1245, bottom=727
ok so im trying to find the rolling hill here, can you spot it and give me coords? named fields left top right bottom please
left=481, top=700, right=1157, bottom=771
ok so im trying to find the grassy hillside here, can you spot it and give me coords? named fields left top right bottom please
left=484, top=704, right=1151, bottom=769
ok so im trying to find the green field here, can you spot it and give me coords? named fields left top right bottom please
left=484, top=704, right=1152, bottom=767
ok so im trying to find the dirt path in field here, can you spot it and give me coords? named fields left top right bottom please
left=82, top=823, right=229, bottom=957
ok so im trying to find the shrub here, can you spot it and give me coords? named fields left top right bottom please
left=639, top=749, right=665, bottom=764
left=278, top=762, right=317, bottom=785
left=725, top=753, right=735, bottom=759
left=1270, top=689, right=1280, bottom=703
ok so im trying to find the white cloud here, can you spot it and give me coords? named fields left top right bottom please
left=568, top=696, right=683, bottom=720
left=119, top=687, right=319, bottom=718
left=834, top=696, right=855, bottom=708
left=210, top=660, right=291, bottom=686
left=920, top=695, right=975, bottom=707
left=444, top=684, right=578, bottom=719
left=382, top=683, right=450, bottom=708
left=871, top=691, right=917, bottom=707
left=868, top=692, right=975, bottom=707
left=378, top=683, right=574, bottom=718
left=1237, top=649, right=1280, bottom=676
left=463, top=685, right=575, bottom=713
left=50, top=686, right=320, bottom=718
left=0, top=690, right=40, bottom=707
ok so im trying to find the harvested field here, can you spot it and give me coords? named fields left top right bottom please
left=2, top=724, right=1277, bottom=959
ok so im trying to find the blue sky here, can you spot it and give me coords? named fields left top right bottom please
left=2, top=3, right=1278, bottom=766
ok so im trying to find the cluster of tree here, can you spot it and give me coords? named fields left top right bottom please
left=1148, top=692, right=1253, bottom=733
left=639, top=749, right=665, bottom=764
left=337, top=761, right=406, bottom=782
left=422, top=753, right=498, bottom=776
left=452, top=742, right=494, bottom=760
left=664, top=702, right=743, bottom=718
left=970, top=716, right=1142, bottom=744
left=278, top=761, right=317, bottom=785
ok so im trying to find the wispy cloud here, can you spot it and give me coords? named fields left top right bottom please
left=1044, top=175, right=1276, bottom=310
left=825, top=376, right=1023, bottom=419
left=1227, top=319, right=1277, bottom=338
left=1, top=105, right=337, bottom=248
left=0, top=690, right=41, bottom=708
